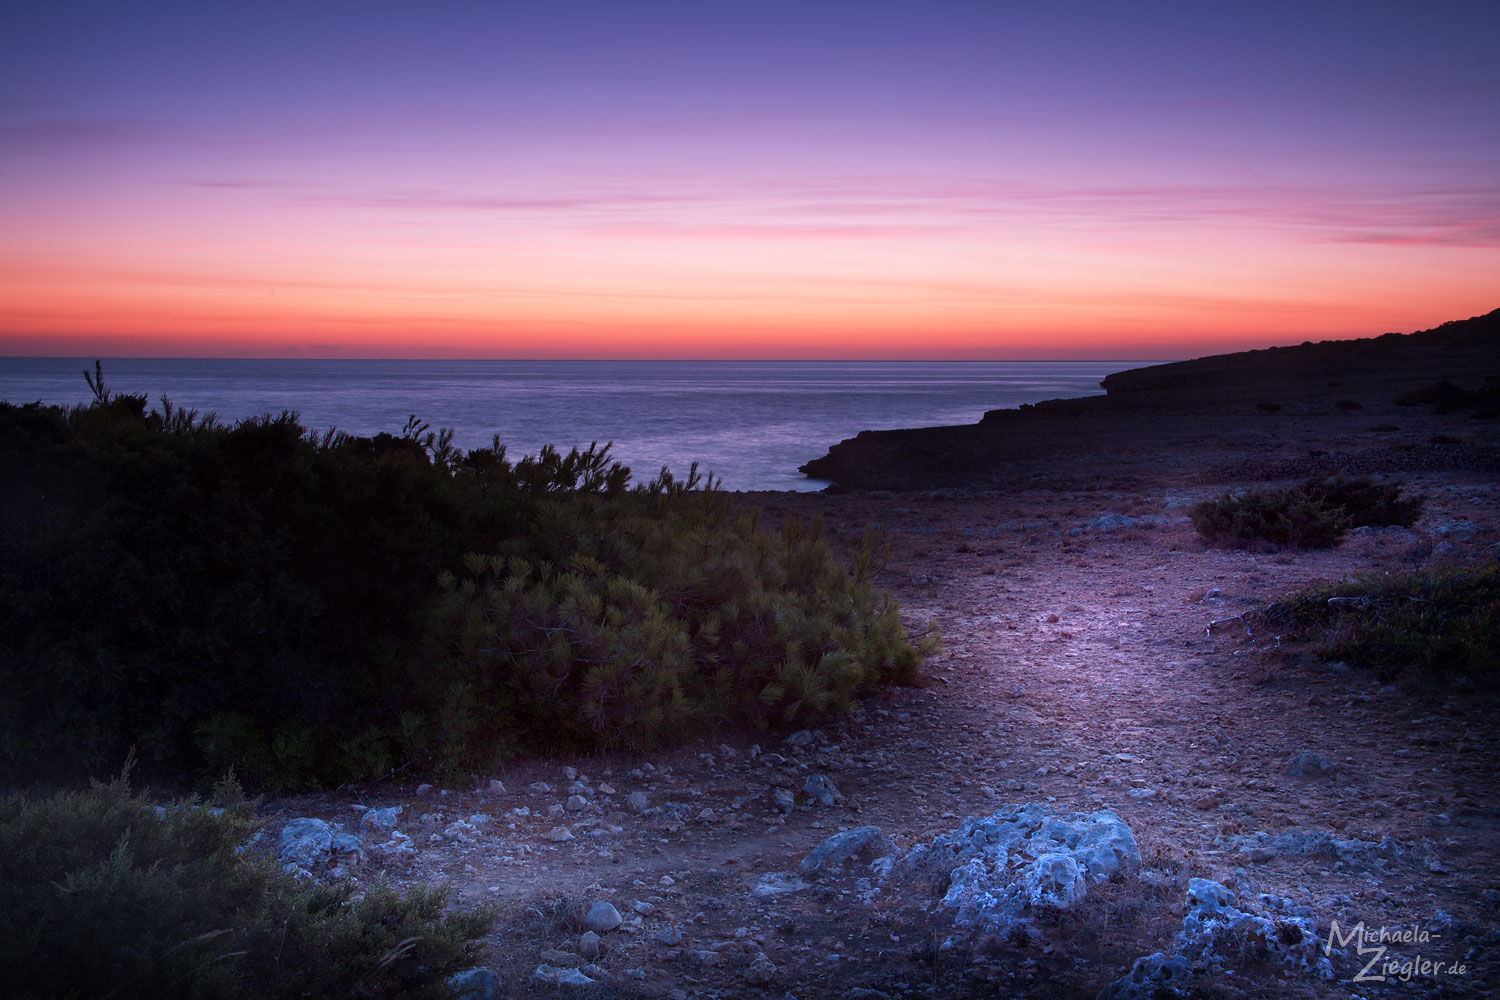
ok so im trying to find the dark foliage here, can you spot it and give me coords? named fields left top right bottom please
left=1269, top=564, right=1500, bottom=683
left=0, top=768, right=491, bottom=999
left=1395, top=378, right=1500, bottom=418
left=1189, top=477, right=1424, bottom=549
left=0, top=375, right=928, bottom=787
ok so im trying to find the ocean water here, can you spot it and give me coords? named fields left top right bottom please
left=0, top=359, right=1144, bottom=491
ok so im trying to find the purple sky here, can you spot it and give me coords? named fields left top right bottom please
left=2, top=1, right=1496, bottom=357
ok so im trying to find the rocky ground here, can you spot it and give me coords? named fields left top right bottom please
left=267, top=465, right=1500, bottom=999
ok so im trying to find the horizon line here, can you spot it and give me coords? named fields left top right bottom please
left=3, top=355, right=1173, bottom=364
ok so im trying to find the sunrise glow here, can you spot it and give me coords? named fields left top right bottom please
left=2, top=3, right=1496, bottom=358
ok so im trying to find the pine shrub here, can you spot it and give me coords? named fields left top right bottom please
left=0, top=768, right=490, bottom=999
left=1269, top=564, right=1500, bottom=682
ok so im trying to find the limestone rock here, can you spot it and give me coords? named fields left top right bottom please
left=1095, top=952, right=1191, bottom=1000
left=359, top=805, right=402, bottom=833
left=447, top=967, right=502, bottom=999
left=533, top=964, right=594, bottom=986
left=900, top=804, right=1141, bottom=940
left=750, top=872, right=809, bottom=898
left=798, top=826, right=894, bottom=878
left=744, top=954, right=777, bottom=985
left=278, top=817, right=333, bottom=869
left=1285, top=751, right=1335, bottom=777
left=584, top=901, right=622, bottom=932
left=803, top=773, right=842, bottom=807
left=1018, top=852, right=1087, bottom=909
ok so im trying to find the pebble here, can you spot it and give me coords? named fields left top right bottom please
left=578, top=931, right=602, bottom=957
left=547, top=826, right=574, bottom=842
left=566, top=795, right=587, bottom=812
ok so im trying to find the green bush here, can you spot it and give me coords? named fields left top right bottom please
left=1189, top=477, right=1423, bottom=549
left=0, top=768, right=491, bottom=999
left=1269, top=564, right=1500, bottom=683
left=0, top=375, right=930, bottom=787
left=420, top=511, right=923, bottom=765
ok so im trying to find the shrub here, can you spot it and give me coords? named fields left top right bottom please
left=0, top=376, right=931, bottom=787
left=1189, top=477, right=1423, bottom=549
left=420, top=512, right=925, bottom=763
left=1268, top=564, right=1500, bottom=683
left=0, top=767, right=491, bottom=999
left=1395, top=378, right=1500, bottom=417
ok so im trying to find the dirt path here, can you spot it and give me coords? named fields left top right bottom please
left=273, top=476, right=1499, bottom=999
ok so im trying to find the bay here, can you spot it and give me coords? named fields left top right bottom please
left=0, top=358, right=1146, bottom=491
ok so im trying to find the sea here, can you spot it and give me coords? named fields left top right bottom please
left=0, top=359, right=1147, bottom=491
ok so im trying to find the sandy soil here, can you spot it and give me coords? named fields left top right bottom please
left=271, top=464, right=1499, bottom=999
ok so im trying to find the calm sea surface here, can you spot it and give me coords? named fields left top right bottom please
left=0, top=359, right=1148, bottom=491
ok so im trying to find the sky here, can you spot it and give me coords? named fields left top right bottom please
left=1, top=1, right=1497, bottom=359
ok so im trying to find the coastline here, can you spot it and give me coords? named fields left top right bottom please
left=798, top=309, right=1500, bottom=493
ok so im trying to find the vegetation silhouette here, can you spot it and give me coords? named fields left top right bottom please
left=0, top=365, right=931, bottom=789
